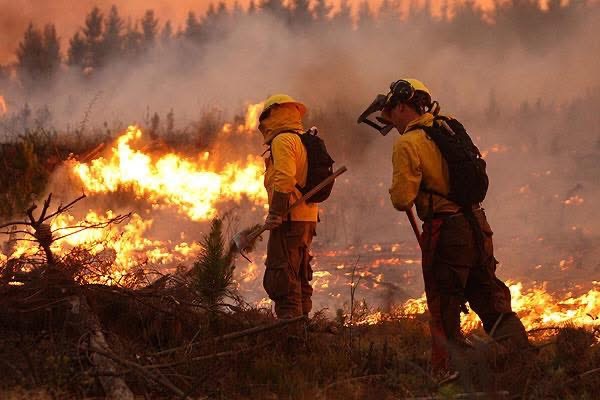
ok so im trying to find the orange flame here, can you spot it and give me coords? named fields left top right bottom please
left=244, top=102, right=263, bottom=131
left=353, top=282, right=600, bottom=331
left=72, top=125, right=267, bottom=221
left=0, top=95, right=7, bottom=115
left=3, top=103, right=268, bottom=284
left=8, top=210, right=204, bottom=284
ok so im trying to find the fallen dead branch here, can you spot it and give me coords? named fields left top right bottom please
left=155, top=315, right=306, bottom=356
left=145, top=342, right=271, bottom=369
left=318, top=374, right=385, bottom=398
left=77, top=294, right=135, bottom=400
left=402, top=391, right=510, bottom=399
left=90, top=347, right=190, bottom=399
left=215, top=314, right=306, bottom=342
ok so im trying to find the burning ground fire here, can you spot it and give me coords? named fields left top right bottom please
left=1, top=103, right=599, bottom=332
left=351, top=281, right=600, bottom=331
left=3, top=103, right=268, bottom=283
left=296, top=243, right=600, bottom=331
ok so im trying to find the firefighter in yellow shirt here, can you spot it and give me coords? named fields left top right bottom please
left=258, top=94, right=318, bottom=319
left=361, top=79, right=529, bottom=378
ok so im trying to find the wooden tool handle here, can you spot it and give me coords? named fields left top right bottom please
left=289, top=166, right=347, bottom=212
left=405, top=208, right=422, bottom=250
left=250, top=166, right=348, bottom=240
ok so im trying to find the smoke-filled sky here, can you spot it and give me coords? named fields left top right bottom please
left=0, top=0, right=543, bottom=64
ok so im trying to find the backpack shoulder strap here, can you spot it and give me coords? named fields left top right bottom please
left=291, top=129, right=311, bottom=193
left=406, top=121, right=451, bottom=202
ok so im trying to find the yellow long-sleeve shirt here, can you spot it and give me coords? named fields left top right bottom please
left=389, top=113, right=461, bottom=221
left=264, top=132, right=319, bottom=222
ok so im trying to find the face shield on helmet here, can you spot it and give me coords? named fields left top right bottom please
left=357, top=78, right=436, bottom=135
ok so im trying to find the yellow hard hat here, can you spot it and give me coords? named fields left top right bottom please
left=402, top=78, right=431, bottom=98
left=385, top=78, right=432, bottom=109
left=260, top=94, right=307, bottom=120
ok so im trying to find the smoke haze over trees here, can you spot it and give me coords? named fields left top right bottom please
left=1, top=0, right=597, bottom=124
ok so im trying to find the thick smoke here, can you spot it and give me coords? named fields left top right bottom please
left=1, top=2, right=599, bottom=308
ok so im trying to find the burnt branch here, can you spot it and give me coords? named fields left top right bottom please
left=26, top=204, right=38, bottom=225
left=52, top=213, right=131, bottom=242
left=0, top=221, right=32, bottom=230
left=0, top=230, right=36, bottom=237
left=38, top=193, right=53, bottom=222
left=44, top=193, right=87, bottom=221
left=1, top=194, right=129, bottom=268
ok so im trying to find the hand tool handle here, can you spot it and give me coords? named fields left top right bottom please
left=405, top=208, right=422, bottom=250
left=250, top=166, right=348, bottom=240
left=288, top=166, right=347, bottom=213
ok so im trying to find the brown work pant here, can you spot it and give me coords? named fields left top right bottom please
left=264, top=221, right=316, bottom=319
left=421, top=209, right=529, bottom=372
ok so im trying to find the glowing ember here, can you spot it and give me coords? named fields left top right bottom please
left=564, top=195, right=584, bottom=206
left=481, top=143, right=509, bottom=158
left=0, top=95, right=7, bottom=115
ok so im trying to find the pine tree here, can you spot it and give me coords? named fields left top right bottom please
left=204, top=2, right=231, bottom=40
left=292, top=0, right=313, bottom=28
left=206, top=3, right=217, bottom=19
left=149, top=112, right=160, bottom=139
left=102, top=5, right=123, bottom=60
left=314, top=0, right=333, bottom=23
left=232, top=1, right=244, bottom=21
left=141, top=9, right=159, bottom=49
left=16, top=23, right=44, bottom=82
left=377, top=0, right=399, bottom=28
left=67, top=31, right=86, bottom=67
left=161, top=20, right=173, bottom=45
left=331, top=0, right=353, bottom=30
left=216, top=2, right=229, bottom=21
left=192, top=218, right=235, bottom=311
left=165, top=108, right=174, bottom=136
left=83, top=7, right=105, bottom=68
left=204, top=3, right=218, bottom=38
left=248, top=0, right=257, bottom=15
left=485, top=89, right=501, bottom=123
left=16, top=23, right=60, bottom=87
left=122, top=20, right=143, bottom=59
left=261, top=0, right=290, bottom=23
left=356, top=1, right=373, bottom=31
left=42, top=24, right=61, bottom=78
left=184, top=11, right=204, bottom=42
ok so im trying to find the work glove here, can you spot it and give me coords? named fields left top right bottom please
left=265, top=191, right=291, bottom=230
left=264, top=212, right=283, bottom=230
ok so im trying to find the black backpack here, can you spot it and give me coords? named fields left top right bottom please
left=408, top=116, right=488, bottom=208
left=294, top=127, right=335, bottom=203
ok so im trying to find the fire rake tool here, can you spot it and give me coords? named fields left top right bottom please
left=405, top=208, right=422, bottom=250
left=231, top=166, right=348, bottom=261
